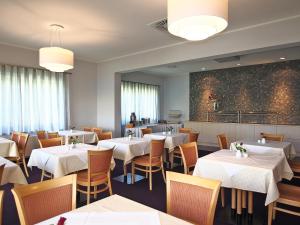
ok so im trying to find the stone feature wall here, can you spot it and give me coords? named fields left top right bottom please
left=190, top=60, right=300, bottom=125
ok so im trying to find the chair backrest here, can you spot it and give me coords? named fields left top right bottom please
left=179, top=142, right=199, bottom=174
left=36, top=131, right=46, bottom=140
left=88, top=149, right=113, bottom=181
left=38, top=137, right=63, bottom=148
left=261, top=132, right=284, bottom=142
left=12, top=175, right=77, bottom=225
left=0, top=164, right=5, bottom=184
left=166, top=171, right=221, bottom=225
left=47, top=132, right=59, bottom=139
left=179, top=128, right=192, bottom=133
left=141, top=128, right=152, bottom=137
left=150, top=139, right=166, bottom=160
left=217, top=134, right=228, bottom=149
left=189, top=132, right=199, bottom=143
left=11, top=131, right=20, bottom=143
left=125, top=123, right=134, bottom=128
left=18, top=133, right=29, bottom=152
left=97, top=131, right=112, bottom=141
left=83, top=127, right=92, bottom=132
left=0, top=190, right=3, bottom=225
left=92, top=127, right=102, bottom=133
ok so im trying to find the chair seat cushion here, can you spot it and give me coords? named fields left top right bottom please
left=133, top=155, right=161, bottom=166
left=278, top=183, right=300, bottom=204
left=77, top=170, right=108, bottom=184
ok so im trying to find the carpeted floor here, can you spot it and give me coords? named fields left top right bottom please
left=2, top=149, right=300, bottom=225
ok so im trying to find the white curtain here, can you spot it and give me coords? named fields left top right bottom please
left=121, top=81, right=159, bottom=126
left=0, top=64, right=69, bottom=135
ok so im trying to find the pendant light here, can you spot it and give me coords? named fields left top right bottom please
left=168, top=0, right=228, bottom=41
left=39, top=24, right=74, bottom=72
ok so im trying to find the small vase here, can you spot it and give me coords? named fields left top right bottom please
left=128, top=134, right=132, bottom=140
left=235, top=151, right=242, bottom=158
left=168, top=131, right=171, bottom=135
left=243, top=152, right=248, bottom=158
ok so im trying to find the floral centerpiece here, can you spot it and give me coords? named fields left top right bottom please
left=127, top=130, right=135, bottom=139
left=166, top=126, right=174, bottom=134
left=69, top=136, right=80, bottom=148
left=234, top=142, right=248, bottom=158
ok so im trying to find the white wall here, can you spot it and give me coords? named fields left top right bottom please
left=97, top=16, right=300, bottom=136
left=163, top=74, right=189, bottom=122
left=121, top=72, right=165, bottom=118
left=0, top=43, right=98, bottom=128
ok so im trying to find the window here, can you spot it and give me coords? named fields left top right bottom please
left=0, top=64, right=69, bottom=135
left=121, top=81, right=159, bottom=126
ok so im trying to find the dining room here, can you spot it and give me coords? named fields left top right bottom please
left=0, top=1, right=300, bottom=225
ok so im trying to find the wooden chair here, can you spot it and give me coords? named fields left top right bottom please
left=0, top=164, right=5, bottom=183
left=77, top=149, right=113, bottom=204
left=217, top=134, right=229, bottom=149
left=12, top=174, right=77, bottom=225
left=83, top=127, right=92, bottom=132
left=96, top=131, right=112, bottom=141
left=47, top=132, right=59, bottom=139
left=288, top=158, right=300, bottom=179
left=179, top=128, right=192, bottom=133
left=38, top=137, right=63, bottom=181
left=36, top=130, right=46, bottom=139
left=92, top=127, right=102, bottom=133
left=132, top=139, right=166, bottom=191
left=125, top=123, right=134, bottom=128
left=141, top=128, right=152, bottom=137
left=38, top=137, right=63, bottom=148
left=0, top=191, right=3, bottom=225
left=173, top=133, right=200, bottom=166
left=268, top=183, right=300, bottom=225
left=261, top=132, right=284, bottom=142
left=179, top=142, right=198, bottom=175
left=16, top=133, right=30, bottom=177
left=11, top=131, right=20, bottom=143
left=166, top=171, right=221, bottom=225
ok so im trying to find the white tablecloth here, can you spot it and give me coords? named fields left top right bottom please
left=59, top=130, right=97, bottom=144
left=28, top=144, right=115, bottom=178
left=143, top=132, right=189, bottom=152
left=193, top=150, right=293, bottom=205
left=230, top=140, right=297, bottom=159
left=98, top=137, right=150, bottom=165
left=36, top=194, right=192, bottom=225
left=0, top=156, right=27, bottom=185
left=0, top=137, right=18, bottom=157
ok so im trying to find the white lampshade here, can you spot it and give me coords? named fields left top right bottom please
left=39, top=47, right=74, bottom=72
left=168, top=0, right=228, bottom=41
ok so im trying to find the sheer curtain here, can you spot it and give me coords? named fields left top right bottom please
left=121, top=81, right=159, bottom=126
left=0, top=64, right=69, bottom=135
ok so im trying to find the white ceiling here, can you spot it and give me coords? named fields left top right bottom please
left=0, top=0, right=300, bottom=62
left=138, top=46, right=300, bottom=76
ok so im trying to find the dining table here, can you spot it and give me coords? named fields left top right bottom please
left=36, top=194, right=192, bottom=225
left=0, top=137, right=18, bottom=157
left=28, top=144, right=114, bottom=178
left=0, top=156, right=27, bottom=185
left=230, top=140, right=297, bottom=159
left=193, top=149, right=293, bottom=208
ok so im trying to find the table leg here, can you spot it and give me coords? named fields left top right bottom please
left=237, top=189, right=242, bottom=215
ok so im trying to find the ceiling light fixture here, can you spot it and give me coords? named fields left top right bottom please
left=39, top=24, right=74, bottom=72
left=167, top=0, right=228, bottom=41
left=280, top=57, right=286, bottom=60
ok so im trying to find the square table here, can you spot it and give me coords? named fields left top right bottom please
left=58, top=130, right=97, bottom=144
left=98, top=137, right=150, bottom=183
left=193, top=150, right=293, bottom=206
left=0, top=156, right=27, bottom=185
left=28, top=144, right=114, bottom=178
left=230, top=140, right=297, bottom=159
left=0, top=137, right=18, bottom=157
left=36, top=194, right=192, bottom=225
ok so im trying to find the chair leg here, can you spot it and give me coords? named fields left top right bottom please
left=237, top=189, right=242, bottom=215
left=149, top=166, right=152, bottom=191
left=169, top=151, right=174, bottom=169
left=94, top=186, right=97, bottom=199
left=87, top=185, right=90, bottom=205
left=231, top=188, right=236, bottom=211
left=272, top=202, right=277, bottom=220
left=268, top=203, right=274, bottom=225
left=123, top=164, right=127, bottom=176
left=161, top=162, right=166, bottom=183
left=221, top=188, right=225, bottom=207
left=22, top=156, right=29, bottom=177
left=248, top=191, right=253, bottom=214
left=242, top=190, right=247, bottom=211
left=131, top=163, right=135, bottom=184
left=146, top=167, right=148, bottom=178
left=108, top=177, right=113, bottom=195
